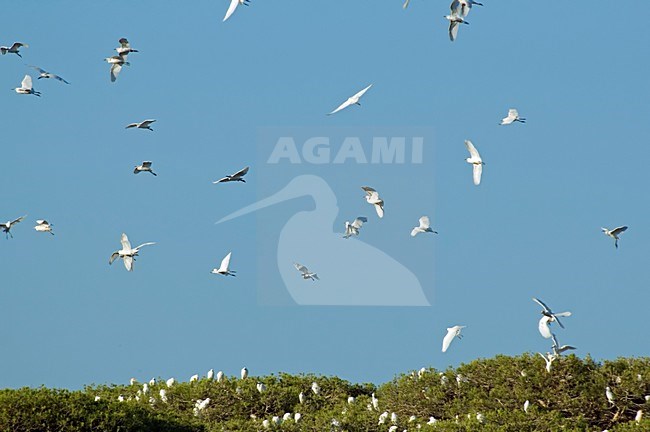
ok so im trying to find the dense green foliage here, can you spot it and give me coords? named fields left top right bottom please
left=1, top=354, right=649, bottom=431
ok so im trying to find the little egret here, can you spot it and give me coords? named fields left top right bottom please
left=125, top=119, right=156, bottom=131
left=109, top=233, right=156, bottom=271
left=211, top=252, right=236, bottom=276
left=464, top=140, right=483, bottom=185
left=328, top=84, right=373, bottom=115
left=104, top=54, right=129, bottom=82
left=344, top=216, right=367, bottom=239
left=1, top=42, right=28, bottom=57
left=240, top=367, right=248, bottom=380
left=362, top=186, right=384, bottom=218
left=34, top=220, right=54, bottom=235
left=213, top=166, right=249, bottom=184
left=442, top=325, right=466, bottom=352
left=606, top=386, right=615, bottom=404
left=532, top=297, right=572, bottom=328
left=294, top=263, right=319, bottom=281
left=2, top=215, right=26, bottom=239
left=134, top=161, right=157, bottom=176
left=223, top=0, right=250, bottom=22
left=14, top=75, right=40, bottom=96
left=116, top=38, right=138, bottom=55
left=411, top=216, right=437, bottom=237
left=500, top=108, right=526, bottom=125
left=29, top=66, right=70, bottom=84
left=207, top=369, right=214, bottom=380
left=601, top=226, right=628, bottom=249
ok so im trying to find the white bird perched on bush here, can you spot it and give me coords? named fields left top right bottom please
left=500, top=108, right=526, bottom=125
left=190, top=374, right=199, bottom=383
left=207, top=369, right=214, bottom=380
left=328, top=84, right=373, bottom=115
left=378, top=412, right=389, bottom=425
left=34, top=220, right=54, bottom=235
left=166, top=377, right=175, bottom=387
left=601, top=226, right=628, bottom=249
left=216, top=371, right=224, bottom=382
left=344, top=216, right=367, bottom=239
left=524, top=400, right=530, bottom=413
left=311, top=381, right=321, bottom=395
left=371, top=393, right=379, bottom=410
left=411, top=216, right=437, bottom=237
left=442, top=325, right=466, bottom=352
left=149, top=378, right=156, bottom=386
left=240, top=367, right=248, bottom=380
left=299, top=392, right=306, bottom=403
left=212, top=252, right=236, bottom=276
left=14, top=75, right=40, bottom=96
left=257, top=382, right=266, bottom=393
left=159, top=389, right=168, bottom=402
left=606, top=386, right=615, bottom=404
left=294, top=412, right=302, bottom=422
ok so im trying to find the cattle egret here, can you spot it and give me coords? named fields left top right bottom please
left=116, top=38, right=138, bottom=55
left=212, top=252, right=236, bottom=276
left=142, top=383, right=149, bottom=394
left=464, top=140, right=483, bottom=185
left=347, top=396, right=355, bottom=404
left=2, top=215, right=26, bottom=239
left=409, top=415, right=417, bottom=422
left=104, top=54, right=129, bottom=82
left=272, top=416, right=281, bottom=425
left=411, top=216, right=437, bottom=237
left=538, top=316, right=553, bottom=339
left=257, top=382, right=266, bottom=393
left=149, top=378, right=156, bottom=386
left=328, top=84, right=373, bottom=115
left=294, top=412, right=302, bottom=422
left=34, top=219, right=54, bottom=235
left=223, top=0, right=250, bottom=22
left=442, top=325, right=466, bottom=352
left=344, top=216, right=368, bottom=239
left=538, top=352, right=557, bottom=373
left=126, top=119, right=156, bottom=131
left=636, top=410, right=643, bottom=423
left=207, top=369, right=214, bottom=380
left=282, top=413, right=292, bottom=421
left=601, top=226, right=628, bottom=249
left=388, top=426, right=398, bottom=432
left=445, top=12, right=469, bottom=42
left=159, top=389, right=168, bottom=402
left=1, top=42, right=28, bottom=57
left=418, top=367, right=427, bottom=378
left=94, top=396, right=101, bottom=401
left=240, top=367, right=248, bottom=380
left=440, top=374, right=449, bottom=385
left=428, top=417, right=437, bottom=425
left=109, top=233, right=155, bottom=271
left=117, top=395, right=124, bottom=402
left=129, top=378, right=138, bottom=385
left=134, top=161, right=157, bottom=176
left=190, top=374, right=199, bottom=383
left=451, top=0, right=483, bottom=17
left=476, top=413, right=485, bottom=423
left=193, top=398, right=210, bottom=416
left=551, top=333, right=577, bottom=356
left=213, top=166, right=249, bottom=184
left=500, top=108, right=526, bottom=125
left=311, top=381, right=321, bottom=395
left=606, top=386, right=615, bottom=404
left=391, top=412, right=398, bottom=424
left=166, top=378, right=175, bottom=387
left=29, top=66, right=70, bottom=84
left=216, top=370, right=224, bottom=382
left=378, top=412, right=389, bottom=425
left=362, top=186, right=384, bottom=218
left=532, top=297, right=572, bottom=328
left=299, top=392, right=306, bottom=404
left=262, top=419, right=270, bottom=429
left=294, top=262, right=319, bottom=281
left=524, top=400, right=530, bottom=413
left=14, top=75, right=40, bottom=96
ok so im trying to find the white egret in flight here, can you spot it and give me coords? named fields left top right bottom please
left=1, top=42, right=28, bottom=57
left=538, top=352, right=557, bottom=373
left=344, top=217, right=367, bottom=239
left=108, top=233, right=156, bottom=271
left=551, top=333, right=576, bottom=356
left=34, top=220, right=54, bottom=235
left=104, top=54, right=129, bottom=82
left=211, top=252, right=236, bottom=276
left=445, top=12, right=469, bottom=42
left=500, top=108, right=525, bottom=125
left=213, top=166, right=249, bottom=184
left=223, top=0, right=250, bottom=22
left=538, top=316, right=553, bottom=339
left=532, top=297, right=572, bottom=328
left=601, top=226, right=627, bottom=249
left=411, top=216, right=437, bottom=237
left=29, top=66, right=70, bottom=84
left=451, top=0, right=483, bottom=18
left=294, top=263, right=319, bottom=281
left=464, top=140, right=483, bottom=185
left=116, top=38, right=138, bottom=55
left=134, top=161, right=157, bottom=176
left=2, top=215, right=26, bottom=239
left=126, top=119, right=156, bottom=131
left=442, top=325, right=466, bottom=352
left=328, top=84, right=373, bottom=115
left=362, top=186, right=384, bottom=218
left=14, top=75, right=40, bottom=96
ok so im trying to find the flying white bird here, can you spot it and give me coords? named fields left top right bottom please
left=606, top=386, right=615, bottom=404
left=116, top=38, right=138, bottom=55
left=33, top=219, right=54, bottom=235
left=601, top=226, right=628, bottom=249
left=362, top=186, right=384, bottom=218
left=14, top=75, right=40, bottom=96
left=500, top=108, right=526, bottom=125
left=294, top=263, right=319, bottom=281
left=532, top=297, right=572, bottom=328
left=126, top=119, right=156, bottom=131
left=538, top=352, right=557, bottom=373
left=2, top=215, right=26, bottom=239
left=223, top=0, right=250, bottom=22
left=211, top=252, right=236, bottom=276
left=213, top=166, right=249, bottom=184
left=538, top=316, right=553, bottom=339
left=1, top=42, right=28, bottom=57
left=328, top=84, right=373, bottom=115
left=104, top=54, right=129, bottom=82
left=551, top=333, right=577, bottom=356
left=29, top=66, right=70, bottom=84
left=451, top=0, right=483, bottom=18
left=445, top=12, right=469, bottom=42
left=464, top=140, right=483, bottom=185
left=240, top=367, right=248, bottom=380
left=108, top=233, right=156, bottom=272
left=403, top=0, right=410, bottom=8
left=411, top=216, right=437, bottom=237
left=442, top=325, right=466, bottom=352
left=344, top=217, right=367, bottom=239
left=134, top=161, right=157, bottom=176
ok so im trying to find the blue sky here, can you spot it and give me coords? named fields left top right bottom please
left=2, top=1, right=649, bottom=389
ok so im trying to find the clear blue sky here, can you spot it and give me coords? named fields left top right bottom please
left=2, top=1, right=649, bottom=389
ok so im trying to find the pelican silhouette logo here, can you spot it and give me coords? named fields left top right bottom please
left=217, top=127, right=435, bottom=306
